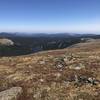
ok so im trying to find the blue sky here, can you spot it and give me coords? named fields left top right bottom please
left=0, top=0, right=100, bottom=33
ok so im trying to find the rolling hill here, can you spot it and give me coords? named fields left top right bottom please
left=0, top=39, right=100, bottom=100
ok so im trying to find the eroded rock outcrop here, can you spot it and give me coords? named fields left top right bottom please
left=0, top=38, right=14, bottom=46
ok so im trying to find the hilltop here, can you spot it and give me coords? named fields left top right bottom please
left=0, top=39, right=100, bottom=100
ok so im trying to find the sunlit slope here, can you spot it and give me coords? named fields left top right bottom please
left=0, top=39, right=100, bottom=100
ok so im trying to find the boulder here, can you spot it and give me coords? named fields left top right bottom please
left=0, top=38, right=14, bottom=46
left=0, top=87, right=23, bottom=100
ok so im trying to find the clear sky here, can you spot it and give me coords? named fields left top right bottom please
left=0, top=0, right=100, bottom=33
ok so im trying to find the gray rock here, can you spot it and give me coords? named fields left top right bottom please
left=69, top=63, right=85, bottom=70
left=54, top=57, right=66, bottom=69
left=0, top=87, right=23, bottom=100
left=39, top=60, right=45, bottom=65
left=87, top=77, right=100, bottom=85
left=0, top=38, right=14, bottom=46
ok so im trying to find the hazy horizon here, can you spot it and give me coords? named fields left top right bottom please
left=0, top=0, right=100, bottom=33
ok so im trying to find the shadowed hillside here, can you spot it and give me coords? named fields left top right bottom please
left=0, top=33, right=100, bottom=56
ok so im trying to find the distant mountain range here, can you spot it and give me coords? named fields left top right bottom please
left=0, top=32, right=100, bottom=56
left=0, top=32, right=98, bottom=38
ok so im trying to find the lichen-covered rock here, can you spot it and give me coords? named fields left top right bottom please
left=0, top=87, right=23, bottom=100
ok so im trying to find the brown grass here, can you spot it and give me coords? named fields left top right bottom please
left=0, top=39, right=100, bottom=100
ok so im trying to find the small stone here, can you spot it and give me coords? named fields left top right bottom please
left=57, top=64, right=63, bottom=68
left=54, top=73, right=61, bottom=78
left=39, top=61, right=45, bottom=65
left=28, top=65, right=33, bottom=68
left=63, top=57, right=68, bottom=62
left=74, top=67, right=82, bottom=70
left=69, top=63, right=85, bottom=70
left=87, top=77, right=99, bottom=85
left=40, top=79, right=44, bottom=82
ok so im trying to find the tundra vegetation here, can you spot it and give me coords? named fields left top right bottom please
left=0, top=39, right=100, bottom=100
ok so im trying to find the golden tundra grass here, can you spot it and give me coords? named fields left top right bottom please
left=0, top=40, right=100, bottom=100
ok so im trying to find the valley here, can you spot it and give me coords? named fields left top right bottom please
left=0, top=33, right=100, bottom=56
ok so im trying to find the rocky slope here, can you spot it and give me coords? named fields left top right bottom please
left=0, top=39, right=100, bottom=100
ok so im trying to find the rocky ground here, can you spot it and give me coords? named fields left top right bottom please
left=0, top=39, right=100, bottom=100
